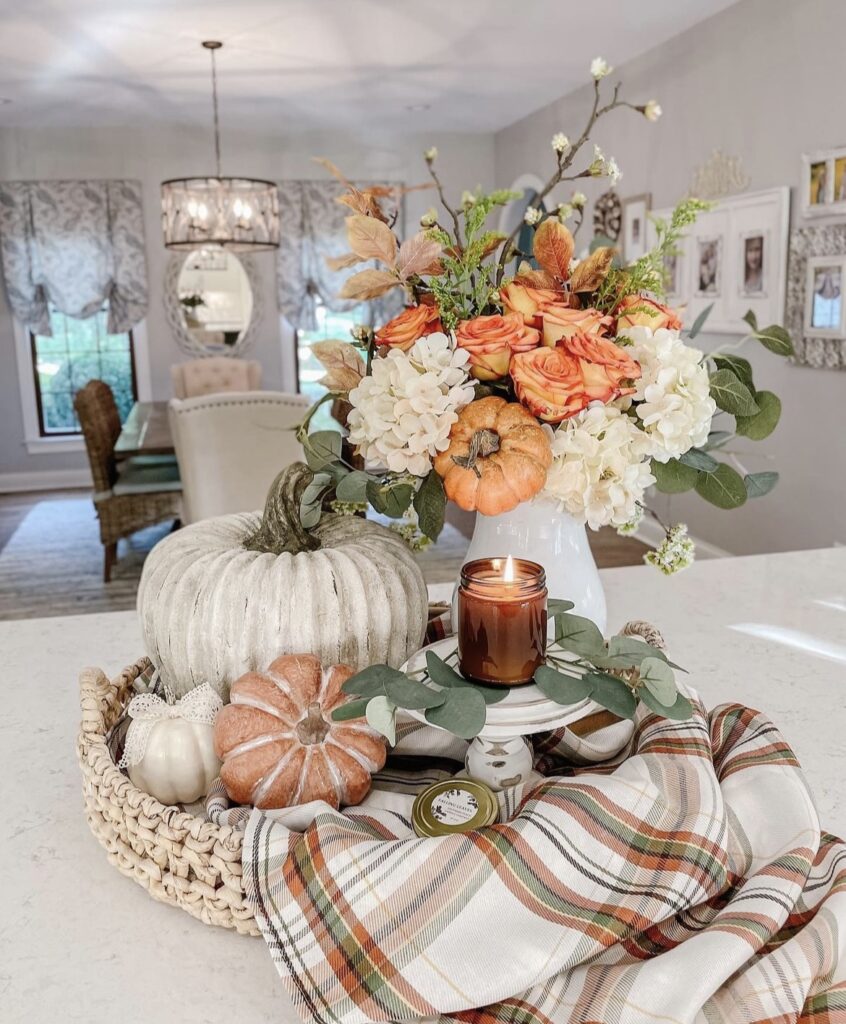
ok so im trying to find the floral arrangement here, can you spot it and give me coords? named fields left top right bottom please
left=333, top=602, right=693, bottom=742
left=297, top=60, right=794, bottom=573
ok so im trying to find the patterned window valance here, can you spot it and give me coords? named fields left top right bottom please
left=0, top=179, right=148, bottom=335
left=276, top=179, right=404, bottom=331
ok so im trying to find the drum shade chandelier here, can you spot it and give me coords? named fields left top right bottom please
left=161, top=41, right=280, bottom=252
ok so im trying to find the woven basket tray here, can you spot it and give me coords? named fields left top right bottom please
left=78, top=658, right=259, bottom=936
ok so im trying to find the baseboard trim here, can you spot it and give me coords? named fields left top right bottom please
left=634, top=516, right=732, bottom=560
left=0, top=468, right=92, bottom=493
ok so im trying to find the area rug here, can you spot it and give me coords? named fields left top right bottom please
left=243, top=698, right=846, bottom=1024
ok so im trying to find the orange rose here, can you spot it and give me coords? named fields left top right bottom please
left=375, top=304, right=443, bottom=352
left=615, top=294, right=682, bottom=332
left=541, top=305, right=614, bottom=347
left=455, top=313, right=540, bottom=380
left=511, top=332, right=641, bottom=423
left=500, top=282, right=563, bottom=328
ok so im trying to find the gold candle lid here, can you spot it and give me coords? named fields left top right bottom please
left=411, top=778, right=499, bottom=837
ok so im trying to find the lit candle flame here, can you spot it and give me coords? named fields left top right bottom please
left=503, top=554, right=515, bottom=583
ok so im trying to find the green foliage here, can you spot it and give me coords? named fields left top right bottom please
left=744, top=470, right=779, bottom=498
left=413, top=471, right=446, bottom=541
left=735, top=391, right=781, bottom=440
left=651, top=458, right=700, bottom=494
left=709, top=369, right=759, bottom=417
left=687, top=303, right=714, bottom=340
left=679, top=448, right=719, bottom=473
left=695, top=463, right=747, bottom=509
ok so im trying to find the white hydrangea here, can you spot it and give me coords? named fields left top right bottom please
left=622, top=325, right=716, bottom=462
left=590, top=57, right=612, bottom=80
left=347, top=333, right=474, bottom=477
left=543, top=404, right=655, bottom=530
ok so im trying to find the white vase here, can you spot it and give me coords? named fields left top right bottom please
left=455, top=497, right=607, bottom=632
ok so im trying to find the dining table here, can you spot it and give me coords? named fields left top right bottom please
left=2, top=547, right=845, bottom=1023
left=114, top=401, right=174, bottom=460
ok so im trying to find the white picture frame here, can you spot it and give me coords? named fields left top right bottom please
left=622, top=193, right=650, bottom=262
left=647, top=186, right=790, bottom=335
left=803, top=255, right=846, bottom=339
left=739, top=229, right=768, bottom=298
left=801, top=147, right=846, bottom=218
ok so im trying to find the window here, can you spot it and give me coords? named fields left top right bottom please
left=29, top=304, right=137, bottom=435
left=296, top=300, right=367, bottom=430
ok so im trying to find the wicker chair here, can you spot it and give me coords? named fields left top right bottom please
left=74, top=381, right=182, bottom=582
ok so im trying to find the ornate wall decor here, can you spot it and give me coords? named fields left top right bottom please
left=592, top=190, right=622, bottom=241
left=785, top=223, right=846, bottom=370
left=163, top=251, right=263, bottom=358
left=689, top=151, right=751, bottom=200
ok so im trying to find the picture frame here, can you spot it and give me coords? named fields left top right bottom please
left=621, top=193, right=650, bottom=262
left=695, top=235, right=722, bottom=297
left=801, top=147, right=846, bottom=218
left=803, top=254, right=846, bottom=340
left=739, top=229, right=768, bottom=298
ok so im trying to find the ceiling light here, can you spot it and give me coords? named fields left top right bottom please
left=161, top=41, right=280, bottom=252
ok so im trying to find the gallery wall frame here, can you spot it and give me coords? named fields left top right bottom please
left=785, top=223, right=846, bottom=370
left=801, top=147, right=846, bottom=218
left=647, top=186, right=790, bottom=336
left=622, top=193, right=651, bottom=262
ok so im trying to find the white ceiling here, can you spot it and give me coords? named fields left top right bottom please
left=0, top=0, right=740, bottom=134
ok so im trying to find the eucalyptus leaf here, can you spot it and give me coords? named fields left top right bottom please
left=688, top=303, right=713, bottom=340
left=366, top=695, right=396, bottom=745
left=702, top=430, right=733, bottom=451
left=754, top=324, right=794, bottom=357
left=425, top=651, right=507, bottom=704
left=640, top=687, right=694, bottom=721
left=584, top=672, right=637, bottom=719
left=742, top=309, right=759, bottom=333
left=384, top=674, right=446, bottom=710
left=425, top=686, right=487, bottom=739
left=639, top=657, right=676, bottom=707
left=548, top=599, right=576, bottom=616
left=695, top=463, right=747, bottom=509
left=299, top=501, right=323, bottom=529
left=341, top=664, right=411, bottom=699
left=712, top=355, right=754, bottom=394
left=554, top=612, right=606, bottom=656
left=335, top=470, right=371, bottom=503
left=301, top=472, right=332, bottom=504
left=304, top=430, right=344, bottom=471
left=413, top=471, right=446, bottom=541
left=744, top=471, right=779, bottom=498
left=735, top=391, right=781, bottom=440
left=709, top=369, right=759, bottom=417
left=331, top=698, right=370, bottom=722
left=679, top=447, right=719, bottom=473
left=651, top=458, right=700, bottom=494
left=534, top=665, right=593, bottom=705
left=367, top=480, right=414, bottom=518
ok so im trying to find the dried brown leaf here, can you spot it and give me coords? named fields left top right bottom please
left=481, top=233, right=506, bottom=258
left=513, top=265, right=558, bottom=289
left=336, top=190, right=388, bottom=222
left=569, top=247, right=616, bottom=294
left=325, top=252, right=365, bottom=272
left=533, top=220, right=575, bottom=282
left=339, top=268, right=399, bottom=300
left=396, top=232, right=443, bottom=281
left=311, top=340, right=366, bottom=393
left=346, top=215, right=398, bottom=267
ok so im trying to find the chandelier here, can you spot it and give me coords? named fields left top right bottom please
left=161, top=41, right=280, bottom=252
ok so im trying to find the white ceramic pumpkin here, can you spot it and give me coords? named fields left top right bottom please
left=138, top=463, right=429, bottom=699
left=121, top=685, right=222, bottom=805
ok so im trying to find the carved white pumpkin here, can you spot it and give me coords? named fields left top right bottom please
left=138, top=464, right=429, bottom=699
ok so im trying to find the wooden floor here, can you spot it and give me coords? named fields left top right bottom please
left=0, top=489, right=649, bottom=620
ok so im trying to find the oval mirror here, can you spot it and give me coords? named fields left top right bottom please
left=176, top=248, right=254, bottom=351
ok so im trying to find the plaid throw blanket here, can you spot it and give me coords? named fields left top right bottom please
left=242, top=699, right=846, bottom=1024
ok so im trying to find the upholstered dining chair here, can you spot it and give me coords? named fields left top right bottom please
left=74, top=381, right=182, bottom=582
left=170, top=357, right=262, bottom=399
left=168, top=391, right=310, bottom=524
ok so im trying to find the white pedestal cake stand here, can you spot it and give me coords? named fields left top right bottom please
left=402, top=636, right=620, bottom=791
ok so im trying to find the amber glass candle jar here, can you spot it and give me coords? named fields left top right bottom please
left=457, top=557, right=547, bottom=686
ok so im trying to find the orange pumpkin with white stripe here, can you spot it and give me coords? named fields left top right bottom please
left=213, top=654, right=386, bottom=810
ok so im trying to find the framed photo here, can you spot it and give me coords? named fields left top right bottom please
left=663, top=249, right=683, bottom=299
left=804, top=255, right=846, bottom=339
left=802, top=147, right=846, bottom=217
left=696, top=236, right=722, bottom=296
left=739, top=230, right=768, bottom=297
left=622, top=193, right=651, bottom=262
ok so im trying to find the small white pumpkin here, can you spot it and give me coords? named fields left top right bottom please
left=138, top=464, right=429, bottom=699
left=120, top=684, right=222, bottom=805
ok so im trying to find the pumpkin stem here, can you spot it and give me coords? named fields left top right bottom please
left=296, top=702, right=330, bottom=745
left=451, top=428, right=501, bottom=479
left=243, top=462, right=323, bottom=556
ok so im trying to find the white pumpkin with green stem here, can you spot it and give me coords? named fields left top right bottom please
left=137, top=463, right=429, bottom=699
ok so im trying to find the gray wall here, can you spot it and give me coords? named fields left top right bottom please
left=0, top=123, right=494, bottom=480
left=494, top=0, right=846, bottom=555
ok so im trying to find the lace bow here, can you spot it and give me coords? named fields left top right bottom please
left=118, top=682, right=223, bottom=769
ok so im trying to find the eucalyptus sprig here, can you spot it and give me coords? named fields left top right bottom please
left=332, top=599, right=693, bottom=744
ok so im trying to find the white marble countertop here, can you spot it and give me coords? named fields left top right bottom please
left=2, top=547, right=845, bottom=1023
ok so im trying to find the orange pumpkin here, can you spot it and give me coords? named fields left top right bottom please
left=213, top=654, right=386, bottom=810
left=433, top=396, right=552, bottom=515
